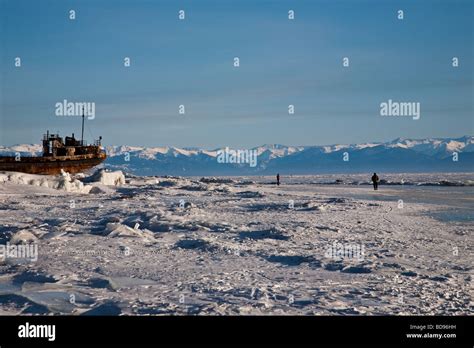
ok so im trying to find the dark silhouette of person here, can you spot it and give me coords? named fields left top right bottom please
left=276, top=173, right=280, bottom=186
left=371, top=172, right=379, bottom=190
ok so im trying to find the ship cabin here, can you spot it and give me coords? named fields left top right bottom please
left=42, top=131, right=103, bottom=157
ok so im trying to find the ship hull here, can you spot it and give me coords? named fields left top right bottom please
left=0, top=153, right=106, bottom=175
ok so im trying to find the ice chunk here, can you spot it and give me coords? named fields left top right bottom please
left=88, top=170, right=125, bottom=186
left=0, top=170, right=90, bottom=193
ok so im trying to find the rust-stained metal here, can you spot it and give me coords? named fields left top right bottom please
left=0, top=131, right=107, bottom=175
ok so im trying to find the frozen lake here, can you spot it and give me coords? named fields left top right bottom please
left=0, top=171, right=472, bottom=315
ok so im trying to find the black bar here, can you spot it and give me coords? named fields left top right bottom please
left=0, top=316, right=472, bottom=346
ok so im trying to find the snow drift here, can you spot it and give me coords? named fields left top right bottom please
left=0, top=169, right=126, bottom=193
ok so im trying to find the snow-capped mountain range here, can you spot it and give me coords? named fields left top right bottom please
left=1, top=136, right=473, bottom=176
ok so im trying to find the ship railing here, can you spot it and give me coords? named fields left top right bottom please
left=43, top=134, right=61, bottom=142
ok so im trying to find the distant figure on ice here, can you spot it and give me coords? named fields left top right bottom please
left=371, top=172, right=379, bottom=190
left=276, top=173, right=280, bottom=186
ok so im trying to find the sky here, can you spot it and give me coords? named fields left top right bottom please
left=0, top=0, right=473, bottom=148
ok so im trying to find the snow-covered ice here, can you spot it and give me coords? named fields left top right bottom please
left=0, top=171, right=472, bottom=315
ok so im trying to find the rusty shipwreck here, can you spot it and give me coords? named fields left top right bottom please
left=0, top=114, right=106, bottom=175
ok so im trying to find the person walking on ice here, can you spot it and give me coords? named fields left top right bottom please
left=371, top=172, right=379, bottom=190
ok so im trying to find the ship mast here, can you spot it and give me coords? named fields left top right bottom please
left=81, top=107, right=85, bottom=145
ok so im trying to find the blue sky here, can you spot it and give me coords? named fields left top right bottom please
left=1, top=0, right=473, bottom=148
